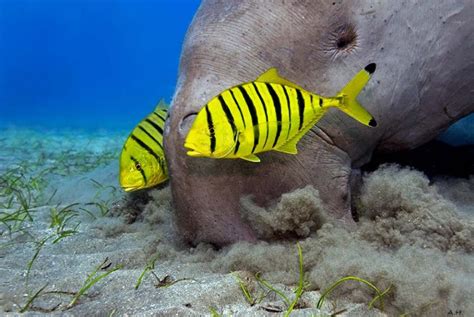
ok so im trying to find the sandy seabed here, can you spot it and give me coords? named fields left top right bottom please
left=0, top=127, right=472, bottom=316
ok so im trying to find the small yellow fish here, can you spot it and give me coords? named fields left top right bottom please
left=184, top=63, right=377, bottom=162
left=119, top=100, right=168, bottom=191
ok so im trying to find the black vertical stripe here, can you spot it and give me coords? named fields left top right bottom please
left=266, top=83, right=282, bottom=148
left=153, top=111, right=167, bottom=122
left=130, top=134, right=163, bottom=173
left=130, top=156, right=147, bottom=184
left=218, top=94, right=236, bottom=132
left=145, top=118, right=164, bottom=135
left=217, top=95, right=240, bottom=155
left=229, top=89, right=244, bottom=155
left=296, top=89, right=305, bottom=130
left=319, top=97, right=323, bottom=107
left=131, top=134, right=161, bottom=161
left=282, top=86, right=292, bottom=141
left=252, top=83, right=269, bottom=149
left=229, top=89, right=246, bottom=129
left=138, top=125, right=163, bottom=152
left=205, top=104, right=216, bottom=153
left=234, top=139, right=241, bottom=155
left=238, top=86, right=259, bottom=153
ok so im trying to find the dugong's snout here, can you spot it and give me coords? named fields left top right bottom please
left=165, top=96, right=258, bottom=245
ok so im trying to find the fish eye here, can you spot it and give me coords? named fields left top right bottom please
left=135, top=163, right=142, bottom=171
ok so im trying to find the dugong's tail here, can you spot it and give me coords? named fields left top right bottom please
left=337, top=63, right=377, bottom=128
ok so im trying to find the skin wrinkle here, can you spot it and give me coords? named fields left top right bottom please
left=166, top=0, right=474, bottom=245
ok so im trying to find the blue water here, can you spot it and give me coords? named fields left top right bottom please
left=0, top=0, right=472, bottom=145
left=0, top=0, right=200, bottom=130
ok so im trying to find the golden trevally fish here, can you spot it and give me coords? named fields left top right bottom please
left=119, top=100, right=168, bottom=191
left=184, top=63, right=377, bottom=162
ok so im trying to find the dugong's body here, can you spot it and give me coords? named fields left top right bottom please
left=165, top=0, right=474, bottom=246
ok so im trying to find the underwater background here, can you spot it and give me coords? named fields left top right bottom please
left=1, top=1, right=473, bottom=316
left=0, top=0, right=472, bottom=139
left=0, top=0, right=199, bottom=130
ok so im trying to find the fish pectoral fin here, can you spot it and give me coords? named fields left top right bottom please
left=255, top=68, right=305, bottom=91
left=187, top=151, right=203, bottom=157
left=241, top=154, right=261, bottom=163
left=275, top=140, right=298, bottom=154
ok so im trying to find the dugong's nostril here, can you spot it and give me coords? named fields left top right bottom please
left=334, top=24, right=357, bottom=50
left=179, top=112, right=198, bottom=136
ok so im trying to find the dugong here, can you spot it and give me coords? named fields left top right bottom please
left=165, top=0, right=474, bottom=246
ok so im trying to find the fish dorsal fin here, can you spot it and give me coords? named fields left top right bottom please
left=256, top=68, right=305, bottom=91
left=274, top=139, right=298, bottom=155
left=154, top=99, right=168, bottom=111
left=241, top=154, right=261, bottom=163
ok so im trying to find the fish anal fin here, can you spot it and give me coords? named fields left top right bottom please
left=256, top=68, right=305, bottom=91
left=275, top=140, right=298, bottom=154
left=241, top=154, right=261, bottom=163
left=275, top=117, right=322, bottom=156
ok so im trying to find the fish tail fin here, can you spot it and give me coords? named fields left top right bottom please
left=336, top=63, right=377, bottom=127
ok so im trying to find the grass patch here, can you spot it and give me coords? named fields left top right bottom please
left=285, top=243, right=307, bottom=316
left=79, top=179, right=120, bottom=218
left=316, top=275, right=392, bottom=312
left=26, top=203, right=81, bottom=287
left=19, top=283, right=49, bottom=313
left=49, top=203, right=80, bottom=234
left=153, top=275, right=193, bottom=288
left=67, top=258, right=122, bottom=308
left=256, top=243, right=308, bottom=316
left=134, top=254, right=193, bottom=290
left=233, top=272, right=267, bottom=306
left=19, top=258, right=122, bottom=312
left=135, top=254, right=159, bottom=290
left=236, top=243, right=308, bottom=315
left=209, top=306, right=221, bottom=317
left=235, top=244, right=391, bottom=315
left=0, top=164, right=54, bottom=237
left=0, top=130, right=126, bottom=312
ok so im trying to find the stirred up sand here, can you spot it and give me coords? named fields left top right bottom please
left=0, top=127, right=472, bottom=316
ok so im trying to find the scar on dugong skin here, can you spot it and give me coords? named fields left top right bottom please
left=165, top=0, right=474, bottom=246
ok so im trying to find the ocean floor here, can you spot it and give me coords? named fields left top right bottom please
left=0, top=127, right=473, bottom=316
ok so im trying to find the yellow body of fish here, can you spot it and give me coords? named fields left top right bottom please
left=184, top=63, right=377, bottom=162
left=119, top=100, right=168, bottom=191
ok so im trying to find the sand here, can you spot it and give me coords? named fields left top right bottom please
left=1, top=127, right=472, bottom=316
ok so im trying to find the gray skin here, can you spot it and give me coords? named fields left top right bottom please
left=164, top=0, right=474, bottom=246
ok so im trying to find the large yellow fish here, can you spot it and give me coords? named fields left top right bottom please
left=184, top=63, right=377, bottom=162
left=119, top=100, right=168, bottom=191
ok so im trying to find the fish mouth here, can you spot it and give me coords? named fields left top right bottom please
left=184, top=131, right=240, bottom=158
left=120, top=175, right=144, bottom=192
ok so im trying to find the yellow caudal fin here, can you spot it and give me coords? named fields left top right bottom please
left=337, top=63, right=377, bottom=127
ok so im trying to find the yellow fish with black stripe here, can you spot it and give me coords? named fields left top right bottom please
left=119, top=100, right=168, bottom=191
left=184, top=63, right=377, bottom=162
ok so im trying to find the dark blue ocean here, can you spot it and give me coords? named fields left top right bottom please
left=0, top=0, right=199, bottom=131
left=0, top=0, right=472, bottom=144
